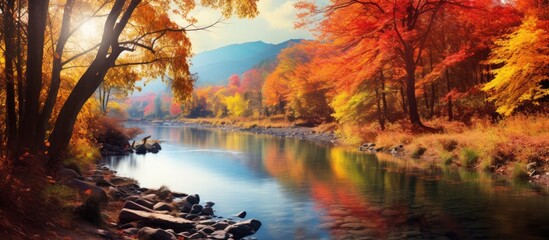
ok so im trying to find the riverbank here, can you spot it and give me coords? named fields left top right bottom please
left=169, top=116, right=549, bottom=186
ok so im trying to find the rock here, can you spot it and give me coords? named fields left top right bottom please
left=172, top=192, right=188, bottom=198
left=189, top=232, right=204, bottom=239
left=212, top=222, right=229, bottom=230
left=137, top=227, right=177, bottom=240
left=233, top=211, right=246, bottom=218
left=183, top=214, right=199, bottom=221
left=135, top=198, right=155, bottom=209
left=153, top=202, right=173, bottom=212
left=191, top=204, right=203, bottom=214
left=96, top=179, right=113, bottom=187
left=210, top=230, right=229, bottom=240
left=110, top=177, right=130, bottom=185
left=135, top=144, right=147, bottom=155
left=66, top=178, right=108, bottom=204
left=177, top=201, right=192, bottom=213
left=122, top=228, right=140, bottom=235
left=142, top=194, right=157, bottom=202
left=108, top=186, right=123, bottom=200
left=57, top=168, right=83, bottom=183
left=204, top=201, right=215, bottom=208
left=184, top=195, right=199, bottom=205
left=358, top=143, right=375, bottom=151
left=152, top=142, right=162, bottom=151
left=123, top=201, right=154, bottom=212
left=118, top=209, right=194, bottom=232
left=224, top=219, right=262, bottom=239
left=197, top=225, right=215, bottom=234
left=201, top=207, right=214, bottom=216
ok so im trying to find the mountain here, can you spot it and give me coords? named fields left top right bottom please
left=191, top=39, right=301, bottom=86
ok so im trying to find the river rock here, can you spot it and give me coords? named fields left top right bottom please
left=153, top=202, right=173, bottom=212
left=210, top=230, right=229, bottom=239
left=57, top=168, right=83, bottom=183
left=118, top=209, right=194, bottom=232
left=95, top=179, right=112, bottom=187
left=123, top=201, right=154, bottom=212
left=201, top=207, right=214, bottom=216
left=122, top=227, right=140, bottom=235
left=212, top=222, right=229, bottom=230
left=224, top=219, right=262, bottom=239
left=204, top=201, right=215, bottom=208
left=189, top=232, right=205, bottom=239
left=135, top=144, right=147, bottom=155
left=142, top=194, right=157, bottom=202
left=137, top=227, right=177, bottom=240
left=191, top=204, right=203, bottom=214
left=66, top=178, right=108, bottom=204
left=233, top=211, right=246, bottom=218
left=184, top=195, right=199, bottom=205
left=135, top=198, right=155, bottom=209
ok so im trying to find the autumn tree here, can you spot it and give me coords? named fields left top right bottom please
left=0, top=0, right=259, bottom=168
left=483, top=16, right=549, bottom=115
left=296, top=0, right=499, bottom=130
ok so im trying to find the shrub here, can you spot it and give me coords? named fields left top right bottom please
left=512, top=162, right=530, bottom=181
left=411, top=146, right=427, bottom=159
left=441, top=139, right=458, bottom=151
left=460, top=148, right=479, bottom=168
left=440, top=151, right=454, bottom=165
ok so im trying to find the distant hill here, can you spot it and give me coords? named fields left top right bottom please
left=191, top=39, right=301, bottom=86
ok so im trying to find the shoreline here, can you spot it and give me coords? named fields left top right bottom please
left=53, top=158, right=262, bottom=239
left=127, top=118, right=549, bottom=187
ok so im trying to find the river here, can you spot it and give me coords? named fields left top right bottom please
left=104, top=124, right=549, bottom=239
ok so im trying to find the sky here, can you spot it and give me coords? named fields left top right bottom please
left=183, top=0, right=313, bottom=53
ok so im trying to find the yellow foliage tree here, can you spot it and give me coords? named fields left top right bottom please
left=224, top=93, right=248, bottom=117
left=483, top=16, right=549, bottom=116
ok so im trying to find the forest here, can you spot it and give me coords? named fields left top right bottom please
left=0, top=0, right=547, bottom=239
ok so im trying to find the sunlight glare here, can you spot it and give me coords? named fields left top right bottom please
left=79, top=20, right=101, bottom=40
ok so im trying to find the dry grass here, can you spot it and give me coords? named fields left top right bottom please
left=371, top=115, right=549, bottom=177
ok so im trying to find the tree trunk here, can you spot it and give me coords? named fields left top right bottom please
left=446, top=69, right=453, bottom=121
left=380, top=70, right=389, bottom=122
left=404, top=48, right=423, bottom=128
left=375, top=80, right=385, bottom=130
left=37, top=0, right=75, bottom=145
left=19, top=0, right=50, bottom=153
left=48, top=0, right=141, bottom=167
left=2, top=0, right=18, bottom=157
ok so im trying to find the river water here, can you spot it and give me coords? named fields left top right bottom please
left=104, top=125, right=549, bottom=239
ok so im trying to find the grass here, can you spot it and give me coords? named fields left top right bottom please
left=372, top=114, right=548, bottom=177
left=411, top=146, right=427, bottom=159
left=440, top=151, right=454, bottom=165
left=460, top=148, right=479, bottom=168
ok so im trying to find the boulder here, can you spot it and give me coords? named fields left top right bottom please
left=57, top=168, right=83, bottom=183
left=118, top=209, right=194, bottom=232
left=201, top=207, right=214, bottom=216
left=152, top=142, right=162, bottom=151
left=183, top=195, right=199, bottom=205
left=137, top=227, right=177, bottom=240
left=224, top=219, right=262, bottom=239
left=204, top=201, right=215, bottom=208
left=67, top=178, right=108, bottom=204
left=191, top=204, right=203, bottom=214
left=135, top=144, right=147, bottom=155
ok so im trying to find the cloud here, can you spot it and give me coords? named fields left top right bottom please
left=259, top=0, right=298, bottom=29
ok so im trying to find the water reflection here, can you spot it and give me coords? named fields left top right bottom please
left=105, top=125, right=549, bottom=239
